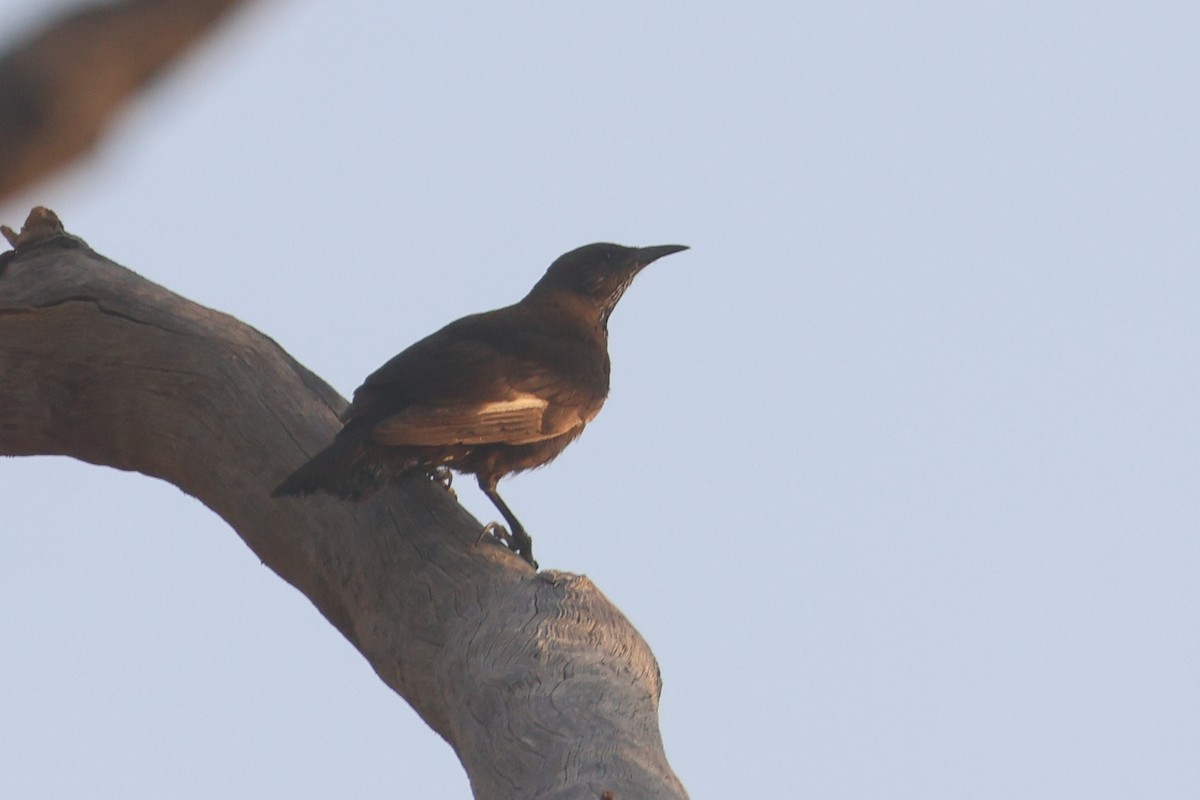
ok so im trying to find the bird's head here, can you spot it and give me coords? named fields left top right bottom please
left=530, top=242, right=689, bottom=324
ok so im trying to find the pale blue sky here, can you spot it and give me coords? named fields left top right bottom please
left=2, top=2, right=1198, bottom=797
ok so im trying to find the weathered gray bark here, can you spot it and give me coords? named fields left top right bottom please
left=0, top=208, right=688, bottom=800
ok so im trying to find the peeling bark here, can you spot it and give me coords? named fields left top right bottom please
left=0, top=208, right=688, bottom=800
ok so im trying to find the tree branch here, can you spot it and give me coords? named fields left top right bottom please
left=0, top=0, right=252, bottom=202
left=0, top=208, right=688, bottom=800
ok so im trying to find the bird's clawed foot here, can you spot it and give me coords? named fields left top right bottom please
left=510, top=527, right=537, bottom=569
left=429, top=466, right=455, bottom=498
left=476, top=522, right=538, bottom=569
left=478, top=521, right=512, bottom=548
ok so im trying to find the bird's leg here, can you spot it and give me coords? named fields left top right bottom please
left=428, top=466, right=455, bottom=498
left=477, top=476, right=537, bottom=569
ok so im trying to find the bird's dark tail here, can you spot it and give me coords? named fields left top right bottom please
left=272, top=438, right=385, bottom=501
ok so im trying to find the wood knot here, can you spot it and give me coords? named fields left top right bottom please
left=2, top=206, right=65, bottom=250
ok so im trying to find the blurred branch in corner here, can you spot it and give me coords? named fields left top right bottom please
left=0, top=0, right=252, bottom=204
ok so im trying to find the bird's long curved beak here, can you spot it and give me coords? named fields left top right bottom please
left=634, top=244, right=689, bottom=267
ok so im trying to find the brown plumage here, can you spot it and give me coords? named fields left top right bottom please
left=272, top=242, right=689, bottom=567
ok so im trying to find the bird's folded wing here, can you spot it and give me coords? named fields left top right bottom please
left=370, top=393, right=569, bottom=446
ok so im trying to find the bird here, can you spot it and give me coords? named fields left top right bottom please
left=272, top=242, right=689, bottom=567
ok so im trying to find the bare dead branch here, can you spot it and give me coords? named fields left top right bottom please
left=0, top=208, right=689, bottom=800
